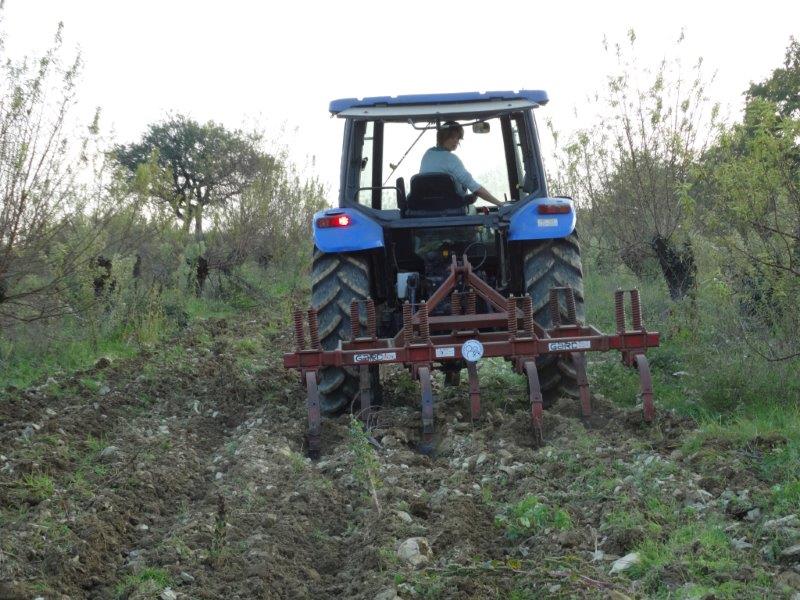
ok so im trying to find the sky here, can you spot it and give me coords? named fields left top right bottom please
left=4, top=0, right=799, bottom=199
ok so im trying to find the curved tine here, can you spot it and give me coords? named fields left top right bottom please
left=635, top=354, right=655, bottom=422
left=359, top=365, right=372, bottom=425
left=571, top=352, right=591, bottom=419
left=305, top=371, right=322, bottom=459
left=418, top=367, right=436, bottom=456
left=524, top=361, right=544, bottom=447
left=466, top=361, right=481, bottom=422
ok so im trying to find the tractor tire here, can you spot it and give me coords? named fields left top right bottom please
left=311, top=248, right=380, bottom=416
left=522, top=231, right=586, bottom=407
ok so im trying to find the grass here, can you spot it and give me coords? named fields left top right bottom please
left=22, top=473, right=55, bottom=501
left=494, top=495, right=572, bottom=540
left=114, top=567, right=172, bottom=598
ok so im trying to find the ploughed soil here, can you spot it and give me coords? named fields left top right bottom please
left=1, top=309, right=798, bottom=599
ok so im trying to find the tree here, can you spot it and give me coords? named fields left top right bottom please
left=747, top=37, right=800, bottom=120
left=0, top=17, right=112, bottom=321
left=114, top=116, right=262, bottom=239
left=699, top=97, right=800, bottom=360
left=552, top=31, right=719, bottom=300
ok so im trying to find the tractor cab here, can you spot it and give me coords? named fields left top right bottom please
left=329, top=91, right=549, bottom=222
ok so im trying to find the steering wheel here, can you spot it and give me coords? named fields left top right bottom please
left=463, top=241, right=488, bottom=270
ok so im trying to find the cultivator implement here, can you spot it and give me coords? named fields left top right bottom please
left=284, top=256, right=659, bottom=458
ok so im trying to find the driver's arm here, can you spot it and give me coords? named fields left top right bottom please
left=474, top=186, right=503, bottom=207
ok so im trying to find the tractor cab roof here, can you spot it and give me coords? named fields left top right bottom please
left=329, top=90, right=548, bottom=122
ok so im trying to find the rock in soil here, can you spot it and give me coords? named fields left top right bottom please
left=397, top=537, right=433, bottom=568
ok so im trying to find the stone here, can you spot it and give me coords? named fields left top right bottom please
left=745, top=507, right=761, bottom=522
left=778, top=570, right=800, bottom=590
left=781, top=544, right=800, bottom=558
left=99, top=446, right=121, bottom=461
left=179, top=572, right=195, bottom=583
left=731, top=537, right=753, bottom=550
left=394, top=510, right=413, bottom=524
left=397, top=537, right=432, bottom=568
left=609, top=552, right=640, bottom=574
left=374, top=589, right=401, bottom=600
left=98, top=385, right=111, bottom=396
left=556, top=530, right=582, bottom=548
left=158, top=425, right=170, bottom=435
left=160, top=589, right=177, bottom=600
left=476, top=453, right=488, bottom=467
left=765, top=515, right=799, bottom=530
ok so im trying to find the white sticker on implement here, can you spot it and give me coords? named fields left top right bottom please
left=435, top=347, right=456, bottom=358
left=461, top=339, right=485, bottom=362
left=548, top=340, right=591, bottom=352
left=354, top=351, right=398, bottom=363
left=537, top=218, right=558, bottom=227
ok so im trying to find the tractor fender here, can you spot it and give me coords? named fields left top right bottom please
left=508, top=197, right=576, bottom=241
left=312, top=208, right=385, bottom=253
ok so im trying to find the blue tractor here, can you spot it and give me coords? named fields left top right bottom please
left=310, top=90, right=585, bottom=415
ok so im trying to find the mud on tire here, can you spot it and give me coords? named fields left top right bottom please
left=311, top=247, right=376, bottom=415
left=522, top=231, right=585, bottom=406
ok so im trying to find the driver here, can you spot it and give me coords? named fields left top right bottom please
left=419, top=121, right=503, bottom=207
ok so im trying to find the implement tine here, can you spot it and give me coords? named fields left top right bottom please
left=635, top=354, right=655, bottom=422
left=524, top=360, right=544, bottom=447
left=467, top=361, right=480, bottom=422
left=418, top=367, right=435, bottom=455
left=359, top=365, right=372, bottom=426
left=305, top=371, right=321, bottom=459
left=572, top=352, right=591, bottom=419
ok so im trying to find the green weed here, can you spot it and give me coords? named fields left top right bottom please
left=114, top=567, right=172, bottom=599
left=22, top=473, right=55, bottom=501
left=348, top=416, right=382, bottom=514
left=494, top=495, right=571, bottom=539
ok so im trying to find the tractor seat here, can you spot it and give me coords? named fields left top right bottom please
left=403, top=173, right=469, bottom=218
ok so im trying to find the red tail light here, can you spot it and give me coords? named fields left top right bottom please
left=537, top=203, right=571, bottom=215
left=316, top=214, right=352, bottom=228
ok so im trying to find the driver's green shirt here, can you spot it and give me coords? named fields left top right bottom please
left=419, top=146, right=481, bottom=196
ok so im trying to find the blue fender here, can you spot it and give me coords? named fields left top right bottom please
left=508, top=197, right=576, bottom=241
left=312, top=208, right=384, bottom=253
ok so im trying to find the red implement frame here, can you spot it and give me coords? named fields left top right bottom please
left=285, top=256, right=659, bottom=458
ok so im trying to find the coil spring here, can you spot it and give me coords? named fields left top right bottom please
left=522, top=295, right=534, bottom=337
left=507, top=295, right=517, bottom=337
left=293, top=308, right=306, bottom=351
left=402, top=302, right=413, bottom=345
left=451, top=292, right=462, bottom=315
left=614, top=290, right=625, bottom=333
left=565, top=288, right=577, bottom=324
left=307, top=308, right=320, bottom=349
left=418, top=302, right=430, bottom=341
left=366, top=298, right=377, bottom=338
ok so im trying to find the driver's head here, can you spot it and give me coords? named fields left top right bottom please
left=437, top=120, right=464, bottom=149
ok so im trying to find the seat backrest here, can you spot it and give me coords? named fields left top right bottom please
left=404, top=173, right=467, bottom=217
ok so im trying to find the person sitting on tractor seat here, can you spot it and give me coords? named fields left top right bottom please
left=419, top=120, right=503, bottom=207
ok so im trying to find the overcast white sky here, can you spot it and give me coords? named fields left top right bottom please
left=4, top=0, right=799, bottom=198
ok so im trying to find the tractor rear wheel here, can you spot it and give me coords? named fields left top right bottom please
left=311, top=248, right=380, bottom=416
left=522, top=231, right=586, bottom=407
